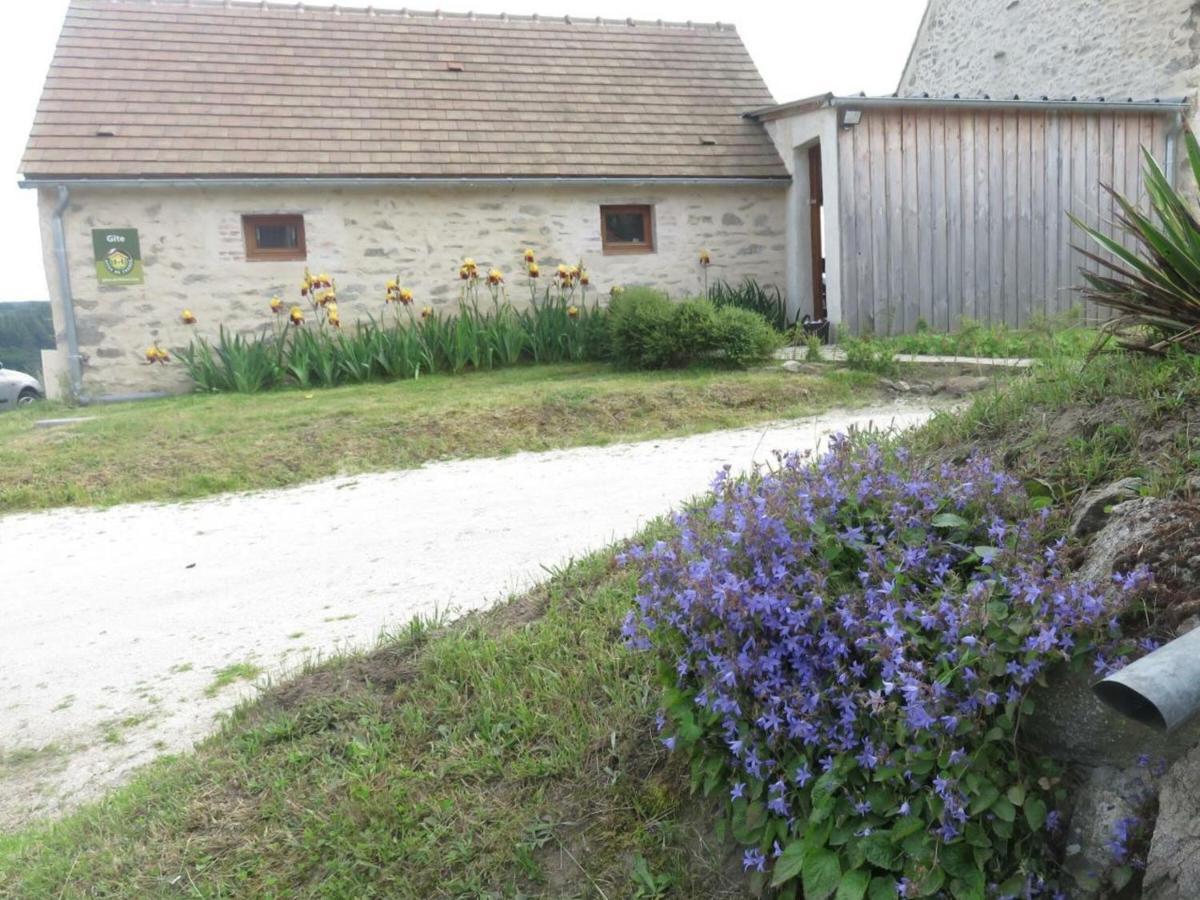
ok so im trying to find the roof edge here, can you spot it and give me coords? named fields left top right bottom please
left=70, top=0, right=742, bottom=33
left=18, top=174, right=793, bottom=189
left=745, top=93, right=1190, bottom=121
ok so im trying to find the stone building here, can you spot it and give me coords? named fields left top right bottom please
left=899, top=0, right=1198, bottom=108
left=20, top=0, right=789, bottom=400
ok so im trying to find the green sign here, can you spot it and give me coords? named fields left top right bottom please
left=92, top=228, right=143, bottom=285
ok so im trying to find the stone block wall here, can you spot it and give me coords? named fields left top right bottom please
left=36, top=182, right=788, bottom=398
left=900, top=0, right=1198, bottom=103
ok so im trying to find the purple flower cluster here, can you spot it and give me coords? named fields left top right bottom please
left=622, top=437, right=1149, bottom=890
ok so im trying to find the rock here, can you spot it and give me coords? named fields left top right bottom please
left=1023, top=662, right=1200, bottom=768
left=1144, top=748, right=1200, bottom=896
left=1144, top=743, right=1200, bottom=899
left=1070, top=478, right=1145, bottom=538
left=907, top=382, right=937, bottom=395
left=1076, top=497, right=1166, bottom=585
left=938, top=375, right=991, bottom=396
left=780, top=360, right=825, bottom=375
left=880, top=378, right=912, bottom=393
left=1063, top=764, right=1156, bottom=897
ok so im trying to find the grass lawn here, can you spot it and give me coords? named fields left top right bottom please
left=1, top=351, right=1197, bottom=897
left=0, top=363, right=879, bottom=514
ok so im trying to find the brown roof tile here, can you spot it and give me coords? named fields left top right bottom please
left=20, top=0, right=787, bottom=180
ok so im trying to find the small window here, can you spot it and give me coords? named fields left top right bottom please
left=600, top=204, right=655, bottom=254
left=243, top=214, right=306, bottom=261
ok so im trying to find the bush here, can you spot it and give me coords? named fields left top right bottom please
left=713, top=305, right=782, bottom=367
left=841, top=337, right=898, bottom=376
left=608, top=288, right=679, bottom=369
left=622, top=439, right=1149, bottom=896
left=609, top=289, right=778, bottom=370
left=709, top=278, right=787, bottom=331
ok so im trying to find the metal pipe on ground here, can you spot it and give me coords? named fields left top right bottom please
left=1093, top=627, right=1200, bottom=732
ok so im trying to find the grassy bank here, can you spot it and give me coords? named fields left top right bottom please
left=4, top=351, right=1195, bottom=897
left=0, top=535, right=742, bottom=898
left=915, top=350, right=1200, bottom=501
left=0, top=363, right=878, bottom=514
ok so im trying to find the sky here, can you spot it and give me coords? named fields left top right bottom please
left=3, top=0, right=927, bottom=302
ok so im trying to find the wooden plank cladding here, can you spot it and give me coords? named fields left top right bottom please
left=836, top=106, right=1172, bottom=333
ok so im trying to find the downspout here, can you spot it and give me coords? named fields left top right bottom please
left=1164, top=110, right=1183, bottom=190
left=50, top=184, right=84, bottom=402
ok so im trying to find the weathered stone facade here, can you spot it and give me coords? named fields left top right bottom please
left=900, top=0, right=1199, bottom=104
left=37, top=183, right=787, bottom=398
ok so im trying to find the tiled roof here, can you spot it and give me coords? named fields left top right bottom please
left=21, top=0, right=787, bottom=180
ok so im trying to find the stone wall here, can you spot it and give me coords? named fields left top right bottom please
left=900, top=0, right=1198, bottom=103
left=36, top=182, right=788, bottom=398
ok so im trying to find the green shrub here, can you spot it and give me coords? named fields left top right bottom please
left=609, top=288, right=680, bottom=369
left=610, top=290, right=778, bottom=370
left=708, top=278, right=787, bottom=331
left=712, top=305, right=782, bottom=367
left=841, top=337, right=898, bottom=376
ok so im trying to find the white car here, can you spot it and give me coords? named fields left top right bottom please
left=0, top=362, right=43, bottom=410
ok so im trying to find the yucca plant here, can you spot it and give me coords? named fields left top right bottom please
left=1073, top=130, right=1200, bottom=353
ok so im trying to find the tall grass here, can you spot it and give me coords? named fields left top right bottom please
left=177, top=296, right=607, bottom=393
left=707, top=277, right=787, bottom=331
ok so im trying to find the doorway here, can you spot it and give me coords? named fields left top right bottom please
left=807, top=144, right=827, bottom=321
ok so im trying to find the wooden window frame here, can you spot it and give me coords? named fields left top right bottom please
left=242, top=214, right=307, bottom=262
left=600, top=204, right=655, bottom=255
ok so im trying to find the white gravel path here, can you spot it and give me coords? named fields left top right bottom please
left=0, top=399, right=943, bottom=828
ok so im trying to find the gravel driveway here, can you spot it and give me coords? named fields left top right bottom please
left=0, top=400, right=942, bottom=828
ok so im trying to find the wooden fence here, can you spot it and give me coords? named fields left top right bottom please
left=836, top=106, right=1173, bottom=334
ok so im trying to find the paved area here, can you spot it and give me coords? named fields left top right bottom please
left=777, top=346, right=1035, bottom=368
left=0, top=400, right=942, bottom=828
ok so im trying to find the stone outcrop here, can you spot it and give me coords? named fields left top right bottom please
left=1144, top=744, right=1200, bottom=899
left=1070, top=478, right=1144, bottom=539
left=1062, top=764, right=1156, bottom=896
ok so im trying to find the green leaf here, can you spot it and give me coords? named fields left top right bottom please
left=991, top=796, right=1016, bottom=822
left=1024, top=796, right=1047, bottom=831
left=913, top=866, right=946, bottom=897
left=869, top=876, right=897, bottom=900
left=932, top=513, right=969, bottom=528
left=940, top=844, right=976, bottom=881
left=836, top=868, right=871, bottom=900
left=950, top=867, right=986, bottom=900
left=890, top=817, right=924, bottom=842
left=769, top=840, right=808, bottom=887
left=1005, top=784, right=1026, bottom=807
left=861, top=833, right=899, bottom=870
left=802, top=848, right=842, bottom=900
left=968, top=783, right=1000, bottom=815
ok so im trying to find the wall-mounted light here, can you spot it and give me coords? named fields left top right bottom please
left=841, top=109, right=862, bottom=128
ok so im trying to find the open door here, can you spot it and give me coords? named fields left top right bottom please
left=807, top=144, right=827, bottom=321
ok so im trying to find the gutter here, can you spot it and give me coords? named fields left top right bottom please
left=745, top=94, right=1190, bottom=122
left=50, top=184, right=84, bottom=402
left=19, top=175, right=792, bottom=190
left=1164, top=109, right=1185, bottom=189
